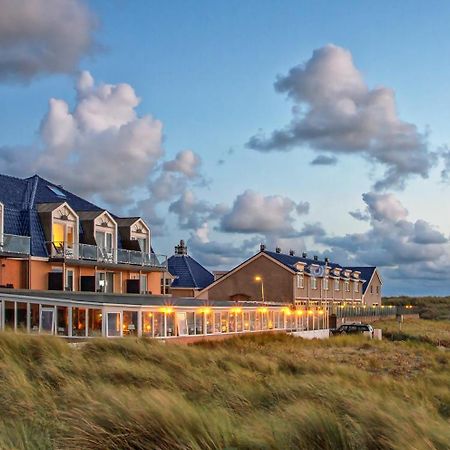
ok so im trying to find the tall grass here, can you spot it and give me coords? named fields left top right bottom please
left=384, top=296, right=450, bottom=320
left=0, top=330, right=449, bottom=449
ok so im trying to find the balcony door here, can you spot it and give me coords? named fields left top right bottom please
left=52, top=222, right=75, bottom=257
left=96, top=230, right=113, bottom=261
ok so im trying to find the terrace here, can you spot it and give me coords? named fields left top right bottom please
left=45, top=241, right=167, bottom=269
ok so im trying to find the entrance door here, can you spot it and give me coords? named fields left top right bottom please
left=40, top=308, right=55, bottom=334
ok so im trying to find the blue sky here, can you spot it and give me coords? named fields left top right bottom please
left=2, top=0, right=450, bottom=295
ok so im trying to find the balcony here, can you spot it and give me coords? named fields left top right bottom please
left=0, top=233, right=31, bottom=256
left=46, top=241, right=167, bottom=269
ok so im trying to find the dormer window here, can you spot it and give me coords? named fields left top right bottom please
left=38, top=202, right=79, bottom=258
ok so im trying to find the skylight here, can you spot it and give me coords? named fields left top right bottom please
left=47, top=185, right=66, bottom=198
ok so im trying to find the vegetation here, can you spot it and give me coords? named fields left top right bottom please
left=383, top=296, right=450, bottom=320
left=0, top=327, right=449, bottom=450
left=375, top=317, right=450, bottom=347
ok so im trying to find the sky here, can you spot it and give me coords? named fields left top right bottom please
left=1, top=0, right=450, bottom=295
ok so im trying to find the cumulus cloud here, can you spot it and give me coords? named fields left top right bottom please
left=247, top=44, right=435, bottom=190
left=187, top=228, right=260, bottom=268
left=163, top=150, right=202, bottom=178
left=310, top=155, right=338, bottom=166
left=0, top=71, right=164, bottom=206
left=220, top=190, right=309, bottom=235
left=320, top=192, right=449, bottom=272
left=0, top=0, right=97, bottom=82
left=169, top=190, right=228, bottom=230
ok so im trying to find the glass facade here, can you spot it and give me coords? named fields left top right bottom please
left=0, top=299, right=330, bottom=339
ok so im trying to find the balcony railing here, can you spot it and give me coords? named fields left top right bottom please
left=46, top=241, right=167, bottom=269
left=0, top=233, right=31, bottom=255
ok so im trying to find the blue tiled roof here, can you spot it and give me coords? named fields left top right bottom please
left=347, top=267, right=377, bottom=294
left=264, top=250, right=342, bottom=272
left=0, top=173, right=158, bottom=258
left=168, top=254, right=214, bottom=289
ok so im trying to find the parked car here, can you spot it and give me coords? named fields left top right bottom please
left=331, top=323, right=374, bottom=338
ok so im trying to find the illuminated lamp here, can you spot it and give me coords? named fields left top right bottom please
left=231, top=307, right=242, bottom=313
left=296, top=310, right=303, bottom=316
left=258, top=307, right=268, bottom=313
left=307, top=310, right=313, bottom=315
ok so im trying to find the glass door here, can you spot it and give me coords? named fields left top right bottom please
left=40, top=307, right=55, bottom=334
left=177, top=312, right=188, bottom=336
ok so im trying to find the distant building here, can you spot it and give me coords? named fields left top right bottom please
left=196, top=246, right=382, bottom=306
left=168, top=240, right=214, bottom=297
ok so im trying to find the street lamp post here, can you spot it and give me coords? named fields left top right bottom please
left=254, top=276, right=265, bottom=303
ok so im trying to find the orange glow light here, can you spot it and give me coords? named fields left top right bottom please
left=307, top=310, right=313, bottom=315
left=231, top=307, right=242, bottom=314
left=296, top=310, right=303, bottom=316
left=258, top=307, right=268, bottom=313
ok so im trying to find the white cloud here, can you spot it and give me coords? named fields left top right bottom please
left=220, top=190, right=309, bottom=235
left=0, top=71, right=164, bottom=206
left=0, top=0, right=97, bottom=82
left=247, top=44, right=435, bottom=190
left=320, top=192, right=449, bottom=273
left=163, top=150, right=202, bottom=178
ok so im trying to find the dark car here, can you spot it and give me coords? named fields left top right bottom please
left=331, top=323, right=374, bottom=337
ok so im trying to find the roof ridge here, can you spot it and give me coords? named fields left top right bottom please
left=184, top=255, right=199, bottom=288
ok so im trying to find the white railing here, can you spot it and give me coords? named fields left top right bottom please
left=0, top=233, right=31, bottom=255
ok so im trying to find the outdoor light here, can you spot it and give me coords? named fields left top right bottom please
left=296, top=310, right=303, bottom=316
left=258, top=307, right=268, bottom=313
left=231, top=307, right=242, bottom=313
left=201, top=307, right=212, bottom=314
left=159, top=307, right=174, bottom=314
left=318, top=310, right=324, bottom=315
left=254, top=275, right=265, bottom=303
left=307, top=310, right=313, bottom=315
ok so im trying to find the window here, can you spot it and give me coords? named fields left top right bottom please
left=123, top=311, right=138, bottom=336
left=57, top=306, right=69, bottom=336
left=160, top=277, right=170, bottom=294
left=72, top=307, right=86, bottom=337
left=370, top=286, right=373, bottom=294
left=4, top=301, right=14, bottom=330
left=30, top=304, right=39, bottom=333
left=107, top=312, right=121, bottom=337
left=334, top=279, right=340, bottom=291
left=311, top=277, right=317, bottom=290
left=137, top=237, right=147, bottom=253
left=96, top=230, right=113, bottom=253
left=345, top=281, right=350, bottom=292
left=323, top=278, right=329, bottom=291
left=66, top=269, right=74, bottom=291
left=47, top=185, right=66, bottom=197
left=97, top=272, right=114, bottom=293
left=296, top=273, right=304, bottom=288
left=140, top=275, right=147, bottom=294
left=88, top=309, right=102, bottom=336
left=16, top=302, right=27, bottom=331
left=376, top=286, right=379, bottom=294
left=354, top=282, right=359, bottom=293
left=142, top=312, right=153, bottom=337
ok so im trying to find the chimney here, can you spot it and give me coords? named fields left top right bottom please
left=175, top=239, right=188, bottom=255
left=289, top=249, right=295, bottom=256
left=325, top=257, right=330, bottom=264
left=275, top=247, right=281, bottom=254
left=313, top=255, right=318, bottom=261
left=302, top=252, right=307, bottom=258
left=260, top=243, right=266, bottom=252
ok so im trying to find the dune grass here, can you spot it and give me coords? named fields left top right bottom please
left=384, top=296, right=450, bottom=320
left=374, top=318, right=450, bottom=347
left=0, top=330, right=449, bottom=449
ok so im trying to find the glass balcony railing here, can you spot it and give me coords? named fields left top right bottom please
left=46, top=241, right=167, bottom=269
left=0, top=233, right=31, bottom=255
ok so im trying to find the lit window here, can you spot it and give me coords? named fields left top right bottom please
left=311, top=277, right=317, bottom=290
left=296, top=273, right=304, bottom=288
left=47, top=185, right=66, bottom=198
